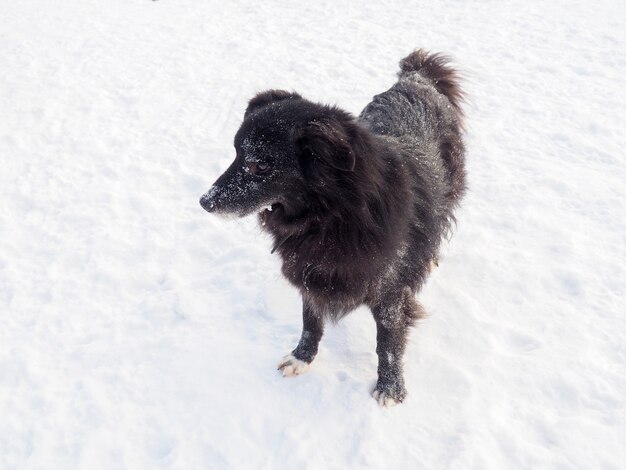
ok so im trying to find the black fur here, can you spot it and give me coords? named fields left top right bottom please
left=200, top=49, right=466, bottom=405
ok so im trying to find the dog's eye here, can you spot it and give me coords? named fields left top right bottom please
left=249, top=161, right=272, bottom=175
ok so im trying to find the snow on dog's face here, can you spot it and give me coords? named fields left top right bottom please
left=200, top=126, right=299, bottom=217
left=200, top=93, right=305, bottom=217
left=200, top=90, right=356, bottom=219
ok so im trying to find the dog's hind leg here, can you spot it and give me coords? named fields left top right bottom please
left=370, top=287, right=424, bottom=406
left=277, top=301, right=324, bottom=377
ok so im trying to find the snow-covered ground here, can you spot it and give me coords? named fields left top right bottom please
left=1, top=0, right=625, bottom=468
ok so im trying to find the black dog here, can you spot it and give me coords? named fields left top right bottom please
left=200, top=49, right=466, bottom=406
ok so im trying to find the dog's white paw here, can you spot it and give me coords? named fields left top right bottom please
left=277, top=354, right=311, bottom=377
left=372, top=389, right=400, bottom=407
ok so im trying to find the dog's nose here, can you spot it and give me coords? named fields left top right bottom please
left=199, top=191, right=216, bottom=212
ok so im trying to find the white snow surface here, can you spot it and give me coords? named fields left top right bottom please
left=1, top=0, right=625, bottom=468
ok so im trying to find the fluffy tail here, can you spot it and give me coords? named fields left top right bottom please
left=399, top=49, right=467, bottom=207
left=398, top=49, right=465, bottom=124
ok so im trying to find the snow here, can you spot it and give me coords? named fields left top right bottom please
left=1, top=0, right=625, bottom=468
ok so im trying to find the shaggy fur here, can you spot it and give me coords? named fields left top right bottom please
left=200, top=49, right=466, bottom=405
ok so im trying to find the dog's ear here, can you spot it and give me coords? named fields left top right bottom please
left=244, top=90, right=302, bottom=117
left=294, top=117, right=356, bottom=177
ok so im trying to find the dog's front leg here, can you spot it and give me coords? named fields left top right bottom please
left=371, top=288, right=423, bottom=406
left=277, top=300, right=324, bottom=377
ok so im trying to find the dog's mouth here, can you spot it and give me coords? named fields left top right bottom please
left=259, top=202, right=284, bottom=225
left=261, top=202, right=282, bottom=214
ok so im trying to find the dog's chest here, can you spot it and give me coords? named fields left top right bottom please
left=278, top=244, right=372, bottom=304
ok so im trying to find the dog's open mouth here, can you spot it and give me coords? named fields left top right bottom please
left=260, top=203, right=284, bottom=224
left=261, top=202, right=282, bottom=215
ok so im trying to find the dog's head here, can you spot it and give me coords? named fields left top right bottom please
left=199, top=90, right=358, bottom=218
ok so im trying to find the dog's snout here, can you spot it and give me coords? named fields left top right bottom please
left=199, top=189, right=217, bottom=213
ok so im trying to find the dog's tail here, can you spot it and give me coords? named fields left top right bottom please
left=399, top=49, right=467, bottom=207
left=398, top=49, right=465, bottom=124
